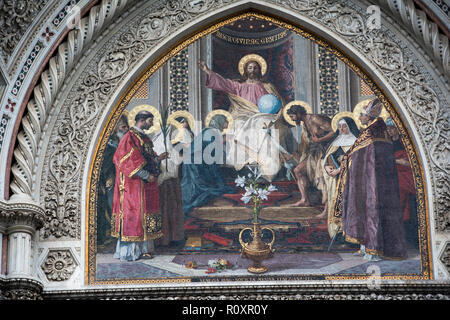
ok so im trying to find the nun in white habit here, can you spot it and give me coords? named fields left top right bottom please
left=319, top=116, right=360, bottom=238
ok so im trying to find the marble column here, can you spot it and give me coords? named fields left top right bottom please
left=7, top=230, right=33, bottom=277
left=0, top=195, right=45, bottom=299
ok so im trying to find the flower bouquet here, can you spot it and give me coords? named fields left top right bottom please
left=206, top=258, right=234, bottom=273
left=234, top=166, right=277, bottom=223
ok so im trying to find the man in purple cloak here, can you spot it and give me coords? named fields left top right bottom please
left=331, top=98, right=407, bottom=261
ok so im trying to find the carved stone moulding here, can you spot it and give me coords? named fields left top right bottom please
left=0, top=277, right=43, bottom=300
left=6, top=0, right=133, bottom=240
left=0, top=197, right=46, bottom=300
left=440, top=242, right=450, bottom=274
left=41, top=249, right=77, bottom=281
left=0, top=0, right=50, bottom=63
left=377, top=0, right=450, bottom=76
left=39, top=283, right=450, bottom=300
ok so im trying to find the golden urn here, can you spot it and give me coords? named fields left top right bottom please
left=239, top=221, right=275, bottom=274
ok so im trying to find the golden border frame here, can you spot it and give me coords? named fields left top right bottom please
left=86, top=11, right=432, bottom=285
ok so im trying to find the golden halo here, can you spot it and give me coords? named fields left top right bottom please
left=353, top=99, right=390, bottom=128
left=167, top=110, right=195, bottom=144
left=167, top=110, right=196, bottom=132
left=283, top=100, right=312, bottom=126
left=331, top=111, right=357, bottom=132
left=204, top=109, right=234, bottom=134
left=238, top=54, right=267, bottom=76
left=127, top=104, right=161, bottom=134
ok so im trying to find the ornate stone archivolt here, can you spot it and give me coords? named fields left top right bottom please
left=7, top=0, right=133, bottom=240
left=7, top=0, right=450, bottom=273
left=0, top=0, right=50, bottom=63
left=10, top=0, right=132, bottom=197
left=377, top=0, right=449, bottom=76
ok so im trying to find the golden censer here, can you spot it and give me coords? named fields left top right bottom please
left=239, top=221, right=275, bottom=274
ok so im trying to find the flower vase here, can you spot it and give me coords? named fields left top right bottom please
left=239, top=214, right=275, bottom=274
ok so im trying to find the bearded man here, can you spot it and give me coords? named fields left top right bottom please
left=385, top=117, right=418, bottom=247
left=199, top=56, right=283, bottom=118
left=97, top=114, right=129, bottom=247
left=284, top=105, right=334, bottom=207
left=198, top=55, right=286, bottom=180
left=111, top=110, right=168, bottom=261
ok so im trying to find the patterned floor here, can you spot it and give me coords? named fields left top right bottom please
left=96, top=248, right=422, bottom=280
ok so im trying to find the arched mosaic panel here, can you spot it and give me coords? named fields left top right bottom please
left=86, top=12, right=432, bottom=285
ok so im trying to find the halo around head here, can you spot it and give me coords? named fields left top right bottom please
left=283, top=100, right=311, bottom=126
left=238, top=54, right=267, bottom=76
left=168, top=110, right=195, bottom=131
left=205, top=109, right=234, bottom=134
left=127, top=104, right=161, bottom=134
left=167, top=110, right=195, bottom=144
left=331, top=111, right=357, bottom=132
left=353, top=98, right=390, bottom=128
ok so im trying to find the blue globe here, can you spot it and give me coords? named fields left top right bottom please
left=257, top=94, right=282, bottom=114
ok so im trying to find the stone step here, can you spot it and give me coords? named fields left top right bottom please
left=190, top=206, right=323, bottom=223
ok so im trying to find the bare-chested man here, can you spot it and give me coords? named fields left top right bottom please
left=283, top=105, right=334, bottom=208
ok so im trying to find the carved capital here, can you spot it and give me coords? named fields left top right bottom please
left=0, top=196, right=45, bottom=234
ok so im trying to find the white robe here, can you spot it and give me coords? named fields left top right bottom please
left=150, top=128, right=183, bottom=185
left=322, top=132, right=357, bottom=237
left=223, top=91, right=285, bottom=181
